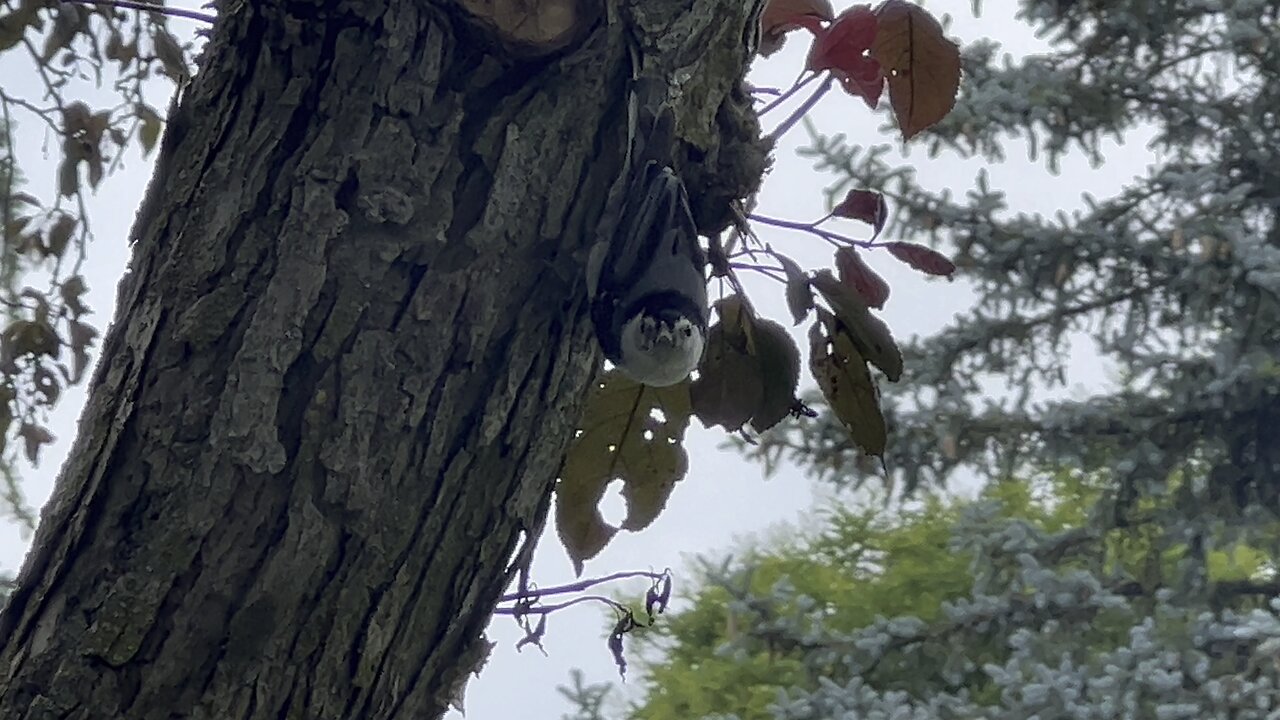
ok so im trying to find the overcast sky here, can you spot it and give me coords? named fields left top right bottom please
left=0, top=2, right=1154, bottom=718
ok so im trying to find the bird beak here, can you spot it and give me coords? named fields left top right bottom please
left=655, top=325, right=676, bottom=345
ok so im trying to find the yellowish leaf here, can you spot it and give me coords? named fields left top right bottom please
left=809, top=309, right=887, bottom=458
left=556, top=371, right=692, bottom=574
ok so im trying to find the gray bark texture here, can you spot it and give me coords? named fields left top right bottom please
left=0, top=0, right=765, bottom=717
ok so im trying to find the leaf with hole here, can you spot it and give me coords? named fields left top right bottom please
left=556, top=371, right=692, bottom=574
left=810, top=270, right=902, bottom=381
left=809, top=309, right=887, bottom=458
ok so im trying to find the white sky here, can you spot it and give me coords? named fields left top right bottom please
left=0, top=2, right=1154, bottom=718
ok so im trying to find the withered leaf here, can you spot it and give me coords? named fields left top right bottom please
left=775, top=252, right=814, bottom=325
left=57, top=156, right=79, bottom=198
left=60, top=275, right=89, bottom=317
left=4, top=319, right=60, bottom=358
left=19, top=422, right=55, bottom=466
left=152, top=28, right=189, bottom=81
left=692, top=299, right=802, bottom=435
left=807, top=5, right=884, bottom=108
left=832, top=189, right=888, bottom=236
left=46, top=215, right=76, bottom=258
left=691, top=334, right=762, bottom=432
left=759, top=0, right=832, bottom=56
left=869, top=0, right=961, bottom=140
left=556, top=371, right=693, bottom=575
left=810, top=270, right=903, bottom=381
left=835, top=246, right=890, bottom=310
left=748, top=318, right=801, bottom=433
left=885, top=240, right=957, bottom=278
left=809, top=309, right=887, bottom=458
left=137, top=103, right=163, bottom=157
left=68, top=319, right=99, bottom=383
left=33, top=364, right=60, bottom=406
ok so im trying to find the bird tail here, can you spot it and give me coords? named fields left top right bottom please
left=628, top=76, right=676, bottom=172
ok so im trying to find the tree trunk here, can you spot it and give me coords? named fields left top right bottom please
left=0, top=1, right=762, bottom=718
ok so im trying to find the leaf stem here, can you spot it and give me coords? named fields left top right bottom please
left=768, top=75, right=833, bottom=141
left=749, top=212, right=876, bottom=249
left=758, top=71, right=819, bottom=116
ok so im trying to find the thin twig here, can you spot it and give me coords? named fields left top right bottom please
left=494, top=594, right=627, bottom=616
left=758, top=70, right=819, bottom=116
left=749, top=212, right=875, bottom=249
left=768, top=75, right=833, bottom=141
left=729, top=262, right=788, bottom=284
left=64, top=0, right=217, bottom=23
left=497, top=570, right=666, bottom=603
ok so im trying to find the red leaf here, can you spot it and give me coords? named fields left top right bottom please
left=835, top=247, right=890, bottom=309
left=885, top=241, right=956, bottom=277
left=869, top=0, right=961, bottom=140
left=807, top=5, right=884, bottom=108
left=759, top=0, right=832, bottom=56
left=832, top=189, right=887, bottom=236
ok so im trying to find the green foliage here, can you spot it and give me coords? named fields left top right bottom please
left=604, top=472, right=1280, bottom=719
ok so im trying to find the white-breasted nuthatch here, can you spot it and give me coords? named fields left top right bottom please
left=587, top=90, right=709, bottom=387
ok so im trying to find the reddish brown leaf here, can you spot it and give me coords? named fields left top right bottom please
left=759, top=0, right=832, bottom=56
left=835, top=247, right=890, bottom=309
left=885, top=241, right=956, bottom=277
left=807, top=5, right=884, bottom=108
left=869, top=0, right=961, bottom=140
left=832, top=189, right=888, bottom=236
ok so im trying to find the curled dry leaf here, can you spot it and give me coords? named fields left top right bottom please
left=810, top=270, right=903, bottom=381
left=748, top=318, right=802, bottom=433
left=691, top=335, right=762, bottom=432
left=806, top=5, right=884, bottom=107
left=556, top=371, right=693, bottom=575
left=885, top=241, right=956, bottom=277
left=68, top=319, right=99, bottom=383
left=60, top=275, right=89, bottom=317
left=137, top=103, right=163, bottom=157
left=19, top=422, right=55, bottom=466
left=869, top=0, right=962, bottom=140
left=759, top=0, right=833, bottom=56
left=835, top=246, right=890, bottom=310
left=46, top=214, right=76, bottom=258
left=809, top=309, right=887, bottom=458
left=4, top=319, right=60, bottom=359
left=776, top=253, right=814, bottom=325
left=832, top=189, right=888, bottom=236
left=691, top=297, right=803, bottom=434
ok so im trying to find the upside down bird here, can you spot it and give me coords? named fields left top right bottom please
left=586, top=86, right=710, bottom=387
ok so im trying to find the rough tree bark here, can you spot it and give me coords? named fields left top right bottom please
left=0, top=1, right=764, bottom=718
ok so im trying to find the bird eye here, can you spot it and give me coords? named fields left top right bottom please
left=683, top=326, right=692, bottom=337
